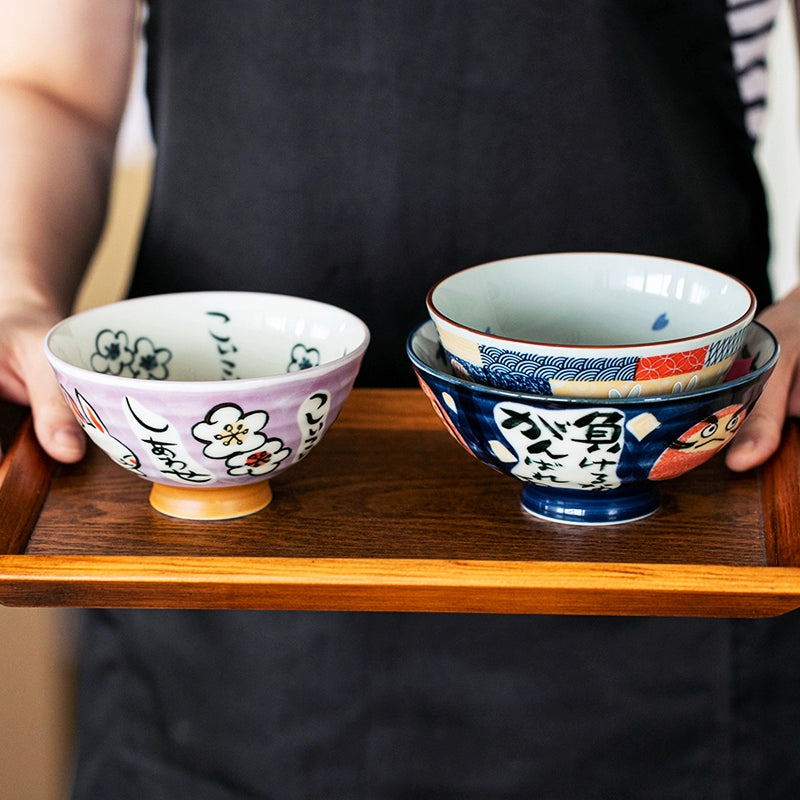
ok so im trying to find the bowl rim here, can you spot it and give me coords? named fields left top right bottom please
left=406, top=319, right=779, bottom=407
left=426, top=252, right=758, bottom=352
left=44, top=291, right=371, bottom=392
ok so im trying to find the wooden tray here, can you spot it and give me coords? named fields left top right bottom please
left=1, top=389, right=800, bottom=616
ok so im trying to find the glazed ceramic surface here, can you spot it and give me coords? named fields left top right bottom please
left=426, top=252, right=757, bottom=398
left=407, top=319, right=777, bottom=524
left=45, top=292, right=370, bottom=517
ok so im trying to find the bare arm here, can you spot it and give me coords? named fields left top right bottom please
left=0, top=0, right=140, bottom=461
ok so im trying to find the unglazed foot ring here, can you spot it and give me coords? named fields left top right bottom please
left=149, top=481, right=273, bottom=520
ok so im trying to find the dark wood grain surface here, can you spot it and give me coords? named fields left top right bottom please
left=25, top=425, right=767, bottom=565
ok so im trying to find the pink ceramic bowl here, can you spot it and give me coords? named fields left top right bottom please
left=44, top=291, right=370, bottom=519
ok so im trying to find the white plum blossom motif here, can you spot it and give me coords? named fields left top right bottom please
left=288, top=343, right=321, bottom=372
left=225, top=440, right=291, bottom=476
left=90, top=330, right=135, bottom=375
left=90, top=329, right=172, bottom=380
left=129, top=337, right=172, bottom=380
left=191, top=402, right=292, bottom=478
left=192, top=404, right=269, bottom=459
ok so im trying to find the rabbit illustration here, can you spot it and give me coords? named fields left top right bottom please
left=62, top=388, right=142, bottom=473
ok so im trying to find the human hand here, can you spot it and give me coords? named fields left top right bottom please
left=0, top=302, right=85, bottom=463
left=725, top=285, right=800, bottom=472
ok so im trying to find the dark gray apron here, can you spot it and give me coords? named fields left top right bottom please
left=71, top=3, right=795, bottom=798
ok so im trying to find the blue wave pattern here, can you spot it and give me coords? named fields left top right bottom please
left=472, top=345, right=639, bottom=394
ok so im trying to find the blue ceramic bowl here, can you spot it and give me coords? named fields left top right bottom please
left=407, top=320, right=778, bottom=525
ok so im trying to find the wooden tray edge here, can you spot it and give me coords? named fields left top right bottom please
left=2, top=555, right=800, bottom=617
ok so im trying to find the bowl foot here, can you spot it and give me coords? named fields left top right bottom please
left=149, top=481, right=273, bottom=520
left=520, top=483, right=660, bottom=525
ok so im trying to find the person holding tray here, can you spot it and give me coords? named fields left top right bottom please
left=2, top=1, right=800, bottom=797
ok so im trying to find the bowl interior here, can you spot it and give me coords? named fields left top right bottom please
left=428, top=253, right=756, bottom=347
left=409, top=319, right=777, bottom=402
left=47, top=292, right=369, bottom=382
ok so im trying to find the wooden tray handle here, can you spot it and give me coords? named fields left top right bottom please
left=762, top=419, right=800, bottom=567
left=0, top=405, right=57, bottom=555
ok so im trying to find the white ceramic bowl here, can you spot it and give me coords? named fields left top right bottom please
left=426, top=252, right=757, bottom=398
left=44, top=291, right=370, bottom=519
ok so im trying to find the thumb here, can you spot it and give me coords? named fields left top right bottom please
left=25, top=360, right=86, bottom=464
left=725, top=351, right=791, bottom=473
left=726, top=287, right=800, bottom=473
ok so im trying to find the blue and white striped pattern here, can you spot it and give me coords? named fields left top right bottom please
left=705, top=327, right=748, bottom=367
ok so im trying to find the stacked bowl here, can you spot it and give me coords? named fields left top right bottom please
left=409, top=252, right=778, bottom=524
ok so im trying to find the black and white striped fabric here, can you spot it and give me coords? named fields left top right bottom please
left=727, top=0, right=781, bottom=138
